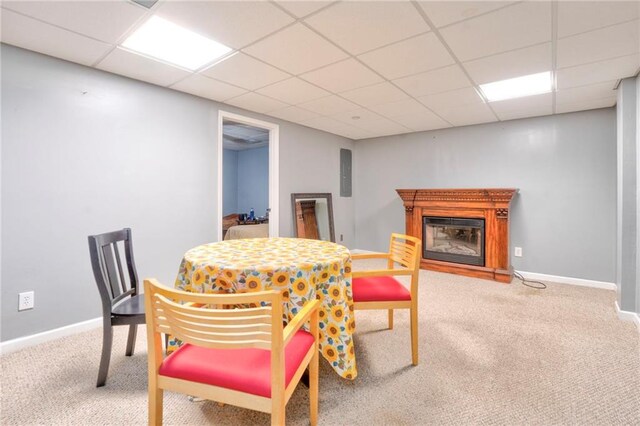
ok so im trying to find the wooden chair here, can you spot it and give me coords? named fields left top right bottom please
left=144, top=279, right=320, bottom=426
left=88, top=228, right=145, bottom=387
left=351, top=233, right=422, bottom=365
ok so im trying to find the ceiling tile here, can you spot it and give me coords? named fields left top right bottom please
left=440, top=2, right=551, bottom=61
left=1, top=9, right=112, bottom=66
left=497, top=108, right=552, bottom=122
left=97, top=47, right=190, bottom=86
left=358, top=33, right=454, bottom=80
left=257, top=77, right=329, bottom=105
left=301, top=116, right=374, bottom=140
left=556, top=80, right=618, bottom=105
left=558, top=1, right=640, bottom=39
left=429, top=102, right=497, bottom=127
left=391, top=110, right=451, bottom=132
left=556, top=97, right=617, bottom=114
left=418, top=87, right=484, bottom=110
left=225, top=92, right=288, bottom=114
left=557, top=20, right=640, bottom=68
left=490, top=93, right=552, bottom=114
left=297, top=95, right=360, bottom=116
left=305, top=1, right=429, bottom=55
left=368, top=98, right=452, bottom=131
left=275, top=1, right=335, bottom=18
left=1, top=1, right=146, bottom=44
left=330, top=107, right=386, bottom=125
left=463, top=43, right=552, bottom=85
left=369, top=98, right=434, bottom=118
left=170, top=74, right=247, bottom=102
left=491, top=93, right=553, bottom=121
left=243, top=23, right=348, bottom=75
left=331, top=108, right=410, bottom=136
left=557, top=53, right=640, bottom=90
left=299, top=58, right=383, bottom=93
left=156, top=1, right=294, bottom=49
left=417, top=1, right=516, bottom=28
left=393, top=64, right=471, bottom=97
left=341, top=82, right=409, bottom=107
left=267, top=106, right=320, bottom=123
left=201, top=53, right=290, bottom=91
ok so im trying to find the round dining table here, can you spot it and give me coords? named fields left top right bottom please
left=170, top=237, right=357, bottom=380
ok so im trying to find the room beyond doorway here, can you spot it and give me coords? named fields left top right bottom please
left=217, top=111, right=279, bottom=241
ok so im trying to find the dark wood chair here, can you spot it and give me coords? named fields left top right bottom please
left=88, top=228, right=145, bottom=387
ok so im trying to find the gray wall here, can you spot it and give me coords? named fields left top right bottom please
left=616, top=76, right=640, bottom=314
left=354, top=109, right=617, bottom=283
left=616, top=77, right=637, bottom=312
left=237, top=146, right=269, bottom=216
left=222, top=148, right=238, bottom=215
left=278, top=123, right=355, bottom=244
left=636, top=73, right=640, bottom=315
left=1, top=44, right=354, bottom=341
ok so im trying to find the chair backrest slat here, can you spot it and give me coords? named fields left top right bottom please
left=155, top=317, right=272, bottom=334
left=145, top=280, right=281, bottom=351
left=389, top=233, right=421, bottom=270
left=156, top=304, right=272, bottom=326
left=102, top=244, right=123, bottom=299
left=112, top=243, right=128, bottom=295
left=158, top=324, right=272, bottom=346
left=156, top=297, right=273, bottom=347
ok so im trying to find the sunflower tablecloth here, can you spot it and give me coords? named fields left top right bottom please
left=169, top=237, right=357, bottom=379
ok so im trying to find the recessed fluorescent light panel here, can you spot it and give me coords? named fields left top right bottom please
left=122, top=16, right=232, bottom=71
left=479, top=71, right=552, bottom=102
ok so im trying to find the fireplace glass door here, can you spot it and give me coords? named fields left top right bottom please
left=423, top=217, right=485, bottom=266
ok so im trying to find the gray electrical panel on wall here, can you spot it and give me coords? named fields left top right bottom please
left=340, top=148, right=352, bottom=197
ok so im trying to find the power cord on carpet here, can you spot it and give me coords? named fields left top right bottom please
left=513, top=271, right=547, bottom=289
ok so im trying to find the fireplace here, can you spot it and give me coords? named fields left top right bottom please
left=396, top=189, right=518, bottom=283
left=423, top=217, right=485, bottom=266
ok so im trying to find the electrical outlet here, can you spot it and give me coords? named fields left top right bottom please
left=514, top=247, right=523, bottom=257
left=19, top=291, right=35, bottom=311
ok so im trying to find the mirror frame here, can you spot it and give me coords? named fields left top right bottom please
left=291, top=193, right=336, bottom=243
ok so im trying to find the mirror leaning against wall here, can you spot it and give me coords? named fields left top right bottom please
left=291, top=193, right=335, bottom=243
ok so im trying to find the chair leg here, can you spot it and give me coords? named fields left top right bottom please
left=271, top=394, right=285, bottom=426
left=388, top=309, right=394, bottom=330
left=149, top=385, right=163, bottom=426
left=126, top=324, right=138, bottom=356
left=309, top=352, right=319, bottom=426
left=410, top=306, right=418, bottom=366
left=97, top=321, right=113, bottom=387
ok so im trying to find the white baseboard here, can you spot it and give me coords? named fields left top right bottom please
left=0, top=317, right=102, bottom=356
left=615, top=301, right=640, bottom=334
left=515, top=271, right=616, bottom=290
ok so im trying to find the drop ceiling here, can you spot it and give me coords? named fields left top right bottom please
left=1, top=1, right=639, bottom=140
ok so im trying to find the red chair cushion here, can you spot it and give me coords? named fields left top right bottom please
left=352, top=275, right=412, bottom=302
left=158, top=330, right=314, bottom=398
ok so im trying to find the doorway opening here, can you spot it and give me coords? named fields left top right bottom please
left=217, top=111, right=279, bottom=241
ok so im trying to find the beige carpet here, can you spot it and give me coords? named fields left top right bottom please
left=2, top=259, right=639, bottom=425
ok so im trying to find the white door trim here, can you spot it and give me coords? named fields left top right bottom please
left=217, top=111, right=279, bottom=241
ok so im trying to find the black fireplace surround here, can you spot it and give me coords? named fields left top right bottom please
left=423, top=216, right=485, bottom=266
